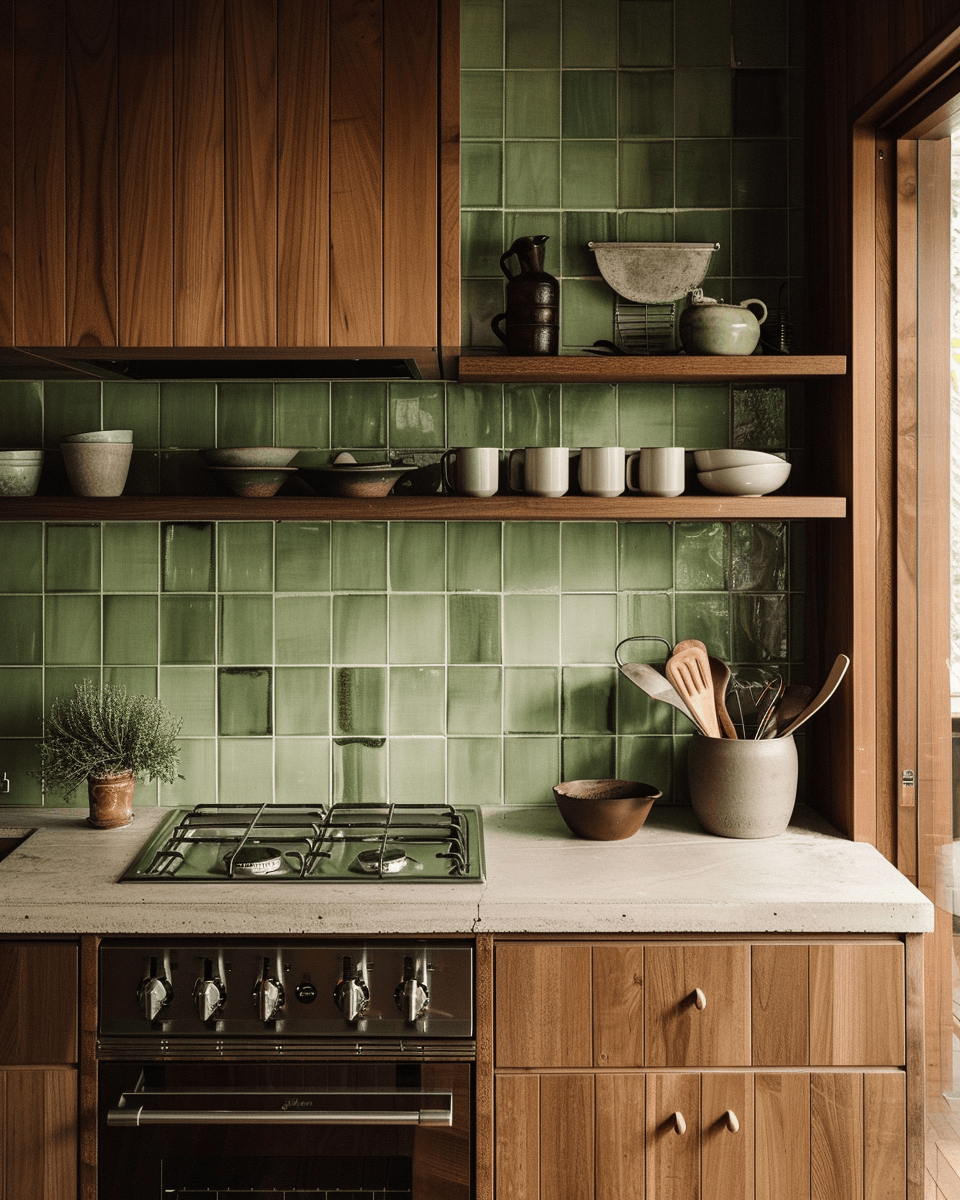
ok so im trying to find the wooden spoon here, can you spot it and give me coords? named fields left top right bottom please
left=617, top=660, right=707, bottom=734
left=665, top=642, right=722, bottom=738
left=708, top=655, right=738, bottom=739
left=777, top=655, right=850, bottom=738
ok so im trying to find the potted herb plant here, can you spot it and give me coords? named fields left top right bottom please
left=32, top=680, right=182, bottom=828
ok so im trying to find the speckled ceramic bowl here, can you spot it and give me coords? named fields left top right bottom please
left=302, top=462, right=413, bottom=498
left=0, top=450, right=43, bottom=496
left=200, top=447, right=298, bottom=468
left=61, top=429, right=133, bottom=443
left=553, top=779, right=660, bottom=841
left=206, top=466, right=298, bottom=497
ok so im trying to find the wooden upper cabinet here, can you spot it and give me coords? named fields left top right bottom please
left=0, top=0, right=452, bottom=354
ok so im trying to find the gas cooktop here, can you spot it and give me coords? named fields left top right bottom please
left=120, top=803, right=485, bottom=883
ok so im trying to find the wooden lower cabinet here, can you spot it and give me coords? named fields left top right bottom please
left=0, top=1068, right=77, bottom=1200
left=494, top=1069, right=905, bottom=1200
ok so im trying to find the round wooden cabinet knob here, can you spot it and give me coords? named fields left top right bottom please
left=724, top=1110, right=740, bottom=1133
left=693, top=987, right=707, bottom=1010
left=673, top=1111, right=686, bottom=1135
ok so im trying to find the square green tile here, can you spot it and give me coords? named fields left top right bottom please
left=563, top=0, right=617, bottom=65
left=561, top=735, right=616, bottom=779
left=731, top=593, right=788, bottom=661
left=160, top=737, right=215, bottom=807
left=389, top=666, right=445, bottom=735
left=0, top=668, right=42, bottom=736
left=334, top=739, right=387, bottom=804
left=559, top=280, right=614, bottom=348
left=462, top=279, right=507, bottom=348
left=734, top=69, right=789, bottom=137
left=503, top=736, right=558, bottom=804
left=389, top=382, right=445, bottom=448
left=43, top=381, right=101, bottom=447
left=333, top=595, right=387, bottom=664
left=45, top=595, right=100, bottom=665
left=619, top=141, right=674, bottom=208
left=275, top=382, right=330, bottom=448
left=158, top=383, right=216, bottom=450
left=618, top=523, right=673, bottom=590
left=45, top=525, right=100, bottom=592
left=44, top=668, right=95, bottom=716
left=332, top=523, right=387, bottom=591
left=675, top=68, right=731, bottom=135
left=389, top=524, right=445, bottom=592
left=503, top=385, right=562, bottom=447
left=503, top=594, right=559, bottom=664
left=674, top=212, right=730, bottom=274
left=562, top=141, right=617, bottom=208
left=390, top=738, right=445, bottom=804
left=617, top=383, right=674, bottom=448
left=159, top=666, right=217, bottom=736
left=216, top=383, right=274, bottom=447
left=617, top=591, right=673, bottom=649
left=732, top=139, right=789, bottom=207
left=446, top=385, right=504, bottom=447
left=275, top=522, right=331, bottom=592
left=562, top=212, right=616, bottom=277
left=732, top=0, right=788, bottom=67
left=675, top=140, right=730, bottom=207
left=447, top=523, right=502, bottom=592
left=503, top=522, right=560, bottom=592
left=676, top=0, right=731, bottom=65
left=330, top=383, right=387, bottom=448
left=461, top=0, right=503, bottom=68
left=461, top=142, right=504, bottom=207
left=562, top=72, right=616, bottom=138
left=275, top=595, right=331, bottom=664
left=220, top=594, right=273, bottom=665
left=561, top=523, right=618, bottom=591
left=447, top=666, right=503, bottom=734
left=504, top=666, right=558, bottom=733
left=733, top=386, right=786, bottom=448
left=616, top=211, right=675, bottom=243
left=218, top=738, right=274, bottom=802
left=616, top=671, right=674, bottom=735
left=334, top=667, right=386, bottom=736
left=389, top=594, right=445, bottom=664
left=560, top=384, right=618, bottom=448
left=103, top=524, right=159, bottom=593
left=675, top=385, right=730, bottom=448
left=0, top=739, right=43, bottom=806
left=102, top=382, right=159, bottom=447
left=0, top=596, right=42, bottom=664
left=619, top=71, right=674, bottom=137
left=505, top=70, right=560, bottom=137
left=504, top=212, right=563, bottom=264
left=103, top=667, right=156, bottom=700
left=505, top=0, right=560, bottom=68
left=561, top=593, right=618, bottom=662
left=104, top=595, right=159, bottom=664
left=616, top=734, right=675, bottom=801
left=160, top=595, right=216, bottom=664
left=731, top=521, right=787, bottom=591
left=0, top=525, right=42, bottom=593
left=448, top=737, right=502, bottom=803
left=462, top=211, right=506, bottom=278
left=731, top=208, right=788, bottom=275
left=275, top=737, right=329, bottom=805
left=218, top=668, right=272, bottom=736
left=675, top=592, right=730, bottom=660
left=123, top=449, right=161, bottom=496
left=504, top=142, right=561, bottom=207
left=462, top=70, right=504, bottom=138
left=620, top=0, right=673, bottom=66
left=675, top=522, right=728, bottom=590
left=0, top=381, right=42, bottom=446
left=162, top=523, right=214, bottom=592
left=448, top=595, right=501, bottom=664
left=275, top=666, right=330, bottom=735
left=218, top=523, right=274, bottom=592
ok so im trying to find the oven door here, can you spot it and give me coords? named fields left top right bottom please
left=97, top=1061, right=472, bottom=1200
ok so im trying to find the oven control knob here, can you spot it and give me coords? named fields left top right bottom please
left=253, top=959, right=285, bottom=1022
left=395, top=956, right=429, bottom=1023
left=334, top=959, right=370, bottom=1023
left=137, top=963, right=172, bottom=1023
left=193, top=960, right=227, bottom=1023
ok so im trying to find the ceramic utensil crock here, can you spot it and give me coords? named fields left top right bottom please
left=688, top=734, right=798, bottom=838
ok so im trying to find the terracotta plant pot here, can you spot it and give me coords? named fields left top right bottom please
left=87, top=771, right=136, bottom=829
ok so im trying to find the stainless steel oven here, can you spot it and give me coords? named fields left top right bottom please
left=96, top=940, right=474, bottom=1200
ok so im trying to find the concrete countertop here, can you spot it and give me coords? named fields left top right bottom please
left=0, top=804, right=934, bottom=936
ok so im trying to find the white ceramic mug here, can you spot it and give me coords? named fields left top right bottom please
left=578, top=447, right=625, bottom=497
left=440, top=446, right=499, bottom=497
left=507, top=447, right=569, bottom=497
left=626, top=447, right=685, bottom=497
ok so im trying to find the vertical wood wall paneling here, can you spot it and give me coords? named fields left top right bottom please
left=14, top=0, right=66, bottom=345
left=118, top=0, right=174, bottom=346
left=65, top=0, right=118, bottom=346
left=174, top=0, right=225, bottom=346
left=329, top=0, right=383, bottom=346
left=438, top=0, right=460, bottom=367
left=383, top=0, right=437, bottom=347
left=277, top=0, right=329, bottom=346
left=0, top=0, right=14, bottom=343
left=225, top=0, right=277, bottom=346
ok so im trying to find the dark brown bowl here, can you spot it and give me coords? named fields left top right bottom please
left=553, top=779, right=660, bottom=841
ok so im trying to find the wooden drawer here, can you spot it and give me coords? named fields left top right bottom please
left=0, top=943, right=78, bottom=1066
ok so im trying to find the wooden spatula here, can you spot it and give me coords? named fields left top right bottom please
left=665, top=641, right=722, bottom=738
left=617, top=660, right=708, bottom=735
left=707, top=655, right=738, bottom=739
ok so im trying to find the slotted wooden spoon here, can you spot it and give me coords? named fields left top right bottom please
left=665, top=641, right=722, bottom=738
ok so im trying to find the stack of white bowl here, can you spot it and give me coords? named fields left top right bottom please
left=694, top=449, right=791, bottom=496
left=61, top=429, right=133, bottom=496
left=0, top=449, right=44, bottom=497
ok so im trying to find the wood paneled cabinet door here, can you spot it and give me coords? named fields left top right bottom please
left=0, top=942, right=79, bottom=1200
left=0, top=0, right=449, bottom=355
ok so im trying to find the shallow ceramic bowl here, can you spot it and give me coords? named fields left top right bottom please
left=303, top=462, right=413, bottom=498
left=553, top=779, right=660, bottom=841
left=588, top=242, right=717, bottom=304
left=200, top=446, right=298, bottom=468
left=61, top=429, right=133, bottom=443
left=0, top=453, right=43, bottom=496
left=207, top=466, right=297, bottom=497
left=694, top=448, right=786, bottom=472
left=697, top=461, right=791, bottom=496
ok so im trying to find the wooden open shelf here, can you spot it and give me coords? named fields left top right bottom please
left=0, top=495, right=847, bottom=522
left=457, top=354, right=848, bottom=384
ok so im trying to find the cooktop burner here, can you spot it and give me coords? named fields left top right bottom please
left=120, top=803, right=485, bottom=883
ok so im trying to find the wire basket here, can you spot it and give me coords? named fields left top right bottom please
left=615, top=300, right=676, bottom=355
